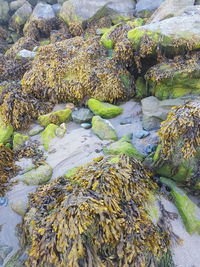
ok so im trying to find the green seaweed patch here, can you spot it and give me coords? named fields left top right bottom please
left=40, top=124, right=59, bottom=150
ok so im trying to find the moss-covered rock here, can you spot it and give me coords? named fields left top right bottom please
left=38, top=109, right=72, bottom=127
left=88, top=98, right=123, bottom=119
left=40, top=123, right=58, bottom=150
left=145, top=55, right=200, bottom=100
left=13, top=133, right=29, bottom=150
left=135, top=76, right=148, bottom=98
left=104, top=135, right=143, bottom=160
left=22, top=164, right=52, bottom=185
left=92, top=116, right=118, bottom=141
left=161, top=178, right=200, bottom=235
left=0, top=118, right=13, bottom=145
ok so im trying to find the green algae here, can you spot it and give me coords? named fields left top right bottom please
left=40, top=124, right=59, bottom=150
left=38, top=109, right=72, bottom=127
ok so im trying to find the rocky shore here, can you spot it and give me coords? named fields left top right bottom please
left=0, top=0, right=200, bottom=266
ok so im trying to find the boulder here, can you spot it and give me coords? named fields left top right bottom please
left=72, top=108, right=93, bottom=123
left=145, top=56, right=200, bottom=100
left=88, top=99, right=123, bottom=119
left=141, top=96, right=192, bottom=130
left=59, top=0, right=135, bottom=23
left=11, top=2, right=32, bottom=29
left=40, top=123, right=58, bottom=150
left=9, top=0, right=28, bottom=11
left=29, top=125, right=44, bottom=136
left=22, top=164, right=53, bottom=185
left=38, top=109, right=72, bottom=127
left=92, top=115, right=118, bottom=141
left=0, top=1, right=9, bottom=22
left=161, top=178, right=200, bottom=235
left=10, top=198, right=28, bottom=216
left=0, top=117, right=13, bottom=144
left=104, top=135, right=144, bottom=160
left=13, top=132, right=29, bottom=150
left=135, top=0, right=164, bottom=18
left=30, top=2, right=55, bottom=21
left=128, top=13, right=200, bottom=56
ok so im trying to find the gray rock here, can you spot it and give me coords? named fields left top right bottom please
left=52, top=3, right=61, bottom=15
left=0, top=197, right=8, bottom=207
left=141, top=96, right=187, bottom=130
left=120, top=118, right=132, bottom=125
left=59, top=0, right=135, bottom=23
left=92, top=116, right=118, bottom=141
left=55, top=127, right=66, bottom=138
left=11, top=2, right=32, bottom=27
left=10, top=198, right=28, bottom=216
left=0, top=1, right=9, bottom=22
left=81, top=123, right=92, bottom=129
left=30, top=2, right=55, bottom=21
left=16, top=49, right=36, bottom=59
left=29, top=125, right=44, bottom=136
left=72, top=108, right=93, bottom=124
left=0, top=245, right=13, bottom=265
left=135, top=0, right=164, bottom=17
left=135, top=130, right=150, bottom=139
left=9, top=0, right=28, bottom=11
left=22, top=164, right=52, bottom=185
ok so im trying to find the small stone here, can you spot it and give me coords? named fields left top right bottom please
left=29, top=125, right=44, bottom=136
left=60, top=123, right=67, bottom=130
left=55, top=127, right=66, bottom=138
left=146, top=144, right=157, bottom=154
left=16, top=49, right=36, bottom=59
left=0, top=197, right=8, bottom=207
left=65, top=103, right=75, bottom=110
left=22, top=164, right=52, bottom=185
left=120, top=118, right=132, bottom=125
left=81, top=123, right=91, bottom=129
left=10, top=199, right=28, bottom=216
left=72, top=108, right=93, bottom=124
left=135, top=130, right=150, bottom=139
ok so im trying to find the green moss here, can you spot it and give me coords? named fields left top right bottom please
left=108, top=155, right=120, bottom=164
left=145, top=193, right=160, bottom=224
left=40, top=124, right=59, bottom=150
left=38, top=109, right=72, bottom=127
left=161, top=178, right=200, bottom=235
left=104, top=135, right=144, bottom=160
left=92, top=116, right=118, bottom=141
left=127, top=18, right=144, bottom=27
left=88, top=98, right=123, bottom=119
left=136, top=77, right=148, bottom=98
left=65, top=167, right=79, bottom=178
left=13, top=133, right=29, bottom=150
left=0, top=118, right=13, bottom=145
left=40, top=40, right=50, bottom=46
left=100, top=24, right=119, bottom=49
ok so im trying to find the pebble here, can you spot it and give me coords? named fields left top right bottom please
left=0, top=197, right=8, bottom=207
left=120, top=118, right=132, bottom=125
left=81, top=123, right=92, bottom=129
left=135, top=130, right=150, bottom=139
left=65, top=103, right=75, bottom=110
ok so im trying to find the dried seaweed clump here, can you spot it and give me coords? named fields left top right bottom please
left=158, top=100, right=200, bottom=160
left=68, top=22, right=84, bottom=37
left=0, top=56, right=32, bottom=82
left=22, top=155, right=170, bottom=267
left=0, top=144, right=17, bottom=196
left=22, top=36, right=134, bottom=104
left=0, top=83, right=53, bottom=129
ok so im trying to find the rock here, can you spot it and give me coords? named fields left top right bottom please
left=81, top=123, right=91, bottom=129
left=135, top=77, right=148, bottom=99
left=161, top=178, right=200, bottom=235
left=0, top=245, right=13, bottom=265
left=135, top=0, right=164, bottom=18
left=88, top=98, right=123, bottom=119
left=22, top=164, right=53, bottom=185
left=52, top=3, right=61, bottom=15
left=38, top=109, right=72, bottom=127
left=55, top=126, right=66, bottom=138
left=40, top=124, right=59, bottom=150
left=120, top=118, right=132, bottom=125
left=29, top=125, right=44, bottom=136
left=65, top=103, right=75, bottom=110
left=0, top=1, right=9, bottom=22
left=0, top=197, right=8, bottom=206
left=0, top=118, right=13, bottom=144
left=11, top=3, right=32, bottom=29
left=128, top=13, right=200, bottom=57
left=10, top=198, right=28, bottom=216
left=16, top=49, right=36, bottom=59
left=72, top=108, right=93, bottom=123
left=59, top=0, right=135, bottom=23
left=30, top=2, right=55, bottom=21
left=145, top=57, right=200, bottom=100
left=16, top=158, right=35, bottom=174
left=10, top=0, right=27, bottom=11
left=92, top=116, right=118, bottom=141
left=141, top=96, right=189, bottom=130
left=135, top=130, right=150, bottom=139
left=145, top=144, right=157, bottom=154
left=13, top=133, right=29, bottom=150
left=104, top=135, right=144, bottom=160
